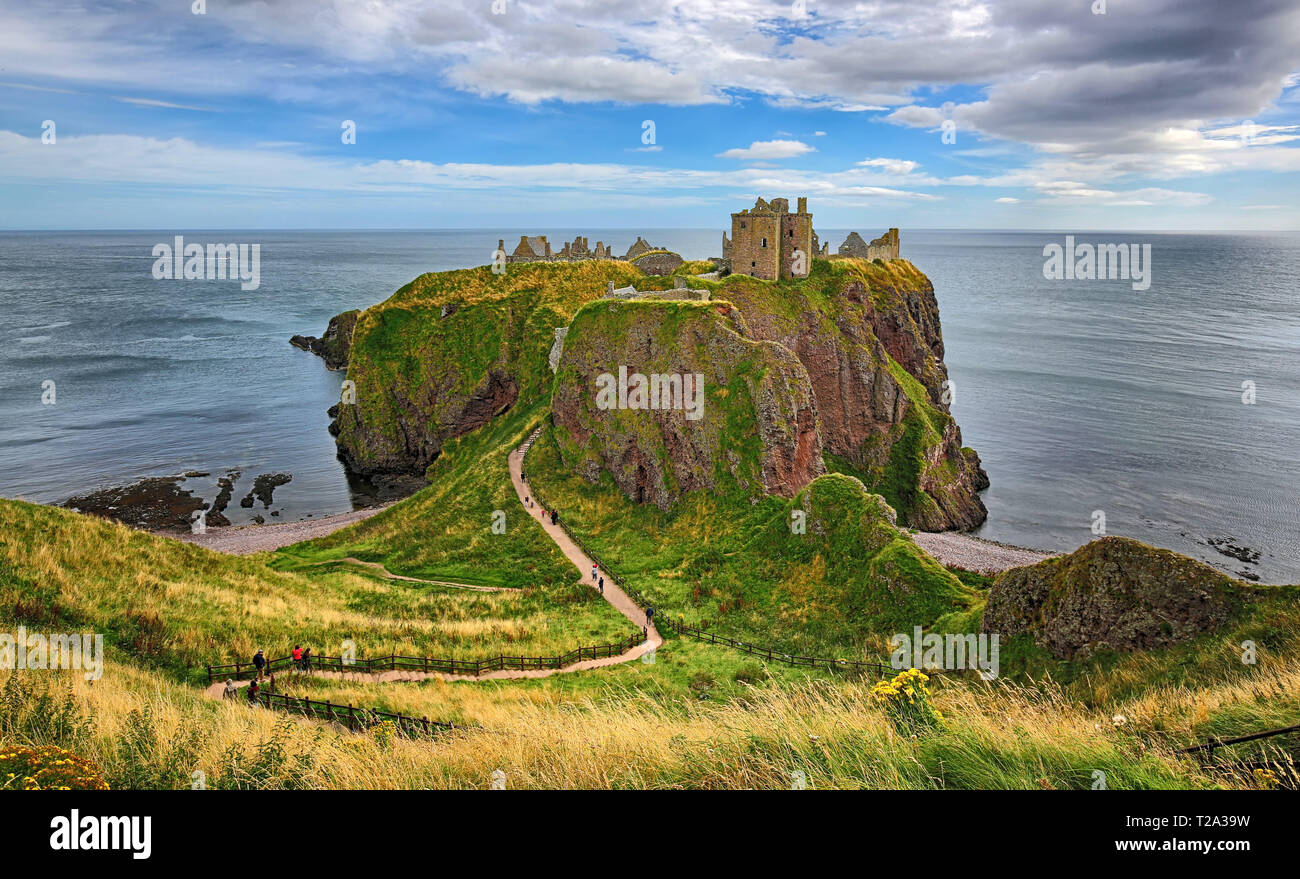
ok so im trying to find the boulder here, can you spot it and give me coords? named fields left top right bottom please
left=982, top=536, right=1252, bottom=659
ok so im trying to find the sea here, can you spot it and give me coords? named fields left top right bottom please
left=1, top=229, right=1297, bottom=582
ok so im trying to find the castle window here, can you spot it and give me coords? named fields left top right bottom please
left=789, top=229, right=794, bottom=237
left=761, top=237, right=767, bottom=248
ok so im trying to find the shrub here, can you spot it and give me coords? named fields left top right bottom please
left=210, top=718, right=320, bottom=790
left=107, top=707, right=202, bottom=790
left=689, top=670, right=715, bottom=698
left=869, top=669, right=944, bottom=736
left=0, top=744, right=108, bottom=790
left=0, top=672, right=94, bottom=746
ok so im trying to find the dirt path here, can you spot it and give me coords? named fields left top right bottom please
left=294, top=557, right=516, bottom=592
left=511, top=427, right=662, bottom=649
left=909, top=530, right=1057, bottom=573
left=203, top=427, right=659, bottom=697
left=166, top=504, right=392, bottom=555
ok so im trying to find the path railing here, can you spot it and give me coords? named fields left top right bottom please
left=1176, top=723, right=1300, bottom=761
left=653, top=615, right=904, bottom=676
left=232, top=686, right=457, bottom=737
left=207, top=631, right=647, bottom=683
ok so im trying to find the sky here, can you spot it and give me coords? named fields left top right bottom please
left=0, top=0, right=1298, bottom=231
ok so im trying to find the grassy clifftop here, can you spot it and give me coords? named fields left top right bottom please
left=335, top=261, right=682, bottom=477
left=333, top=256, right=986, bottom=531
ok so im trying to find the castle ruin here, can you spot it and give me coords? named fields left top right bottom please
left=721, top=197, right=826, bottom=281
left=718, top=196, right=901, bottom=279
left=837, top=229, right=900, bottom=262
left=498, top=234, right=664, bottom=265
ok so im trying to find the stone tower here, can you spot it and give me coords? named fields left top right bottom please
left=725, top=196, right=814, bottom=280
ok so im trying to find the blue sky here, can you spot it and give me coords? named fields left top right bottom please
left=1, top=0, right=1298, bottom=230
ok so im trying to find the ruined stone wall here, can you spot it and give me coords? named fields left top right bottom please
left=865, top=228, right=901, bottom=261
left=779, top=212, right=814, bottom=278
left=731, top=211, right=781, bottom=279
left=836, top=228, right=901, bottom=262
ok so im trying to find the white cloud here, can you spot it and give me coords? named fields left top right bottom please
left=856, top=157, right=918, bottom=175
left=0, top=129, right=937, bottom=204
left=995, top=197, right=1019, bottom=203
left=717, top=139, right=815, bottom=160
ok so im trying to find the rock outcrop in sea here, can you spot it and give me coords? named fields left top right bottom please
left=290, top=310, right=359, bottom=371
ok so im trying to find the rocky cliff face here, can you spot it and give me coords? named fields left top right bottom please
left=713, top=259, right=987, bottom=530
left=551, top=300, right=823, bottom=507
left=983, top=536, right=1252, bottom=659
left=325, top=257, right=986, bottom=529
left=331, top=262, right=652, bottom=478
left=290, top=309, right=358, bottom=371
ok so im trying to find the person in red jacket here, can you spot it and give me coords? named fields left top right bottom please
left=291, top=644, right=303, bottom=670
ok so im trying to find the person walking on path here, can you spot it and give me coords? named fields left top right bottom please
left=598, top=575, right=604, bottom=594
left=646, top=606, right=655, bottom=626
left=247, top=679, right=260, bottom=704
left=551, top=510, right=558, bottom=526
left=302, top=647, right=313, bottom=672
left=253, top=648, right=266, bottom=680
left=291, top=644, right=303, bottom=671
left=591, top=564, right=598, bottom=582
left=222, top=679, right=237, bottom=700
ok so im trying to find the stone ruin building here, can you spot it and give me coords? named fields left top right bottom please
left=837, top=228, right=901, bottom=261
left=717, top=196, right=901, bottom=279
left=497, top=234, right=665, bottom=265
left=721, top=196, right=825, bottom=281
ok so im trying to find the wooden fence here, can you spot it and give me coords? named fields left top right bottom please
left=207, top=631, right=647, bottom=683
left=654, top=615, right=904, bottom=676
left=1176, top=723, right=1300, bottom=760
left=233, top=685, right=456, bottom=737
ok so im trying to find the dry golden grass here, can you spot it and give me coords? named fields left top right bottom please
left=7, top=646, right=1286, bottom=789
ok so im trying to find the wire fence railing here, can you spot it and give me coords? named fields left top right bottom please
left=207, top=631, right=648, bottom=683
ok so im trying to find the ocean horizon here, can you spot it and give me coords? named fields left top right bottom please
left=2, top=228, right=1298, bottom=583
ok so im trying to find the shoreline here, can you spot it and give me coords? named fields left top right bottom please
left=160, top=503, right=393, bottom=555
left=908, top=529, right=1059, bottom=574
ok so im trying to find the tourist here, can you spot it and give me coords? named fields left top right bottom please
left=591, top=564, right=598, bottom=582
left=291, top=644, right=303, bottom=670
left=598, top=576, right=604, bottom=594
left=222, top=679, right=237, bottom=700
left=247, top=679, right=260, bottom=704
left=253, top=648, right=266, bottom=680
left=302, top=646, right=313, bottom=672
left=646, top=606, right=655, bottom=625
left=551, top=510, right=558, bottom=526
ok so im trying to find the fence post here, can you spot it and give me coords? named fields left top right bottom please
left=235, top=661, right=242, bottom=679
left=348, top=703, right=354, bottom=732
